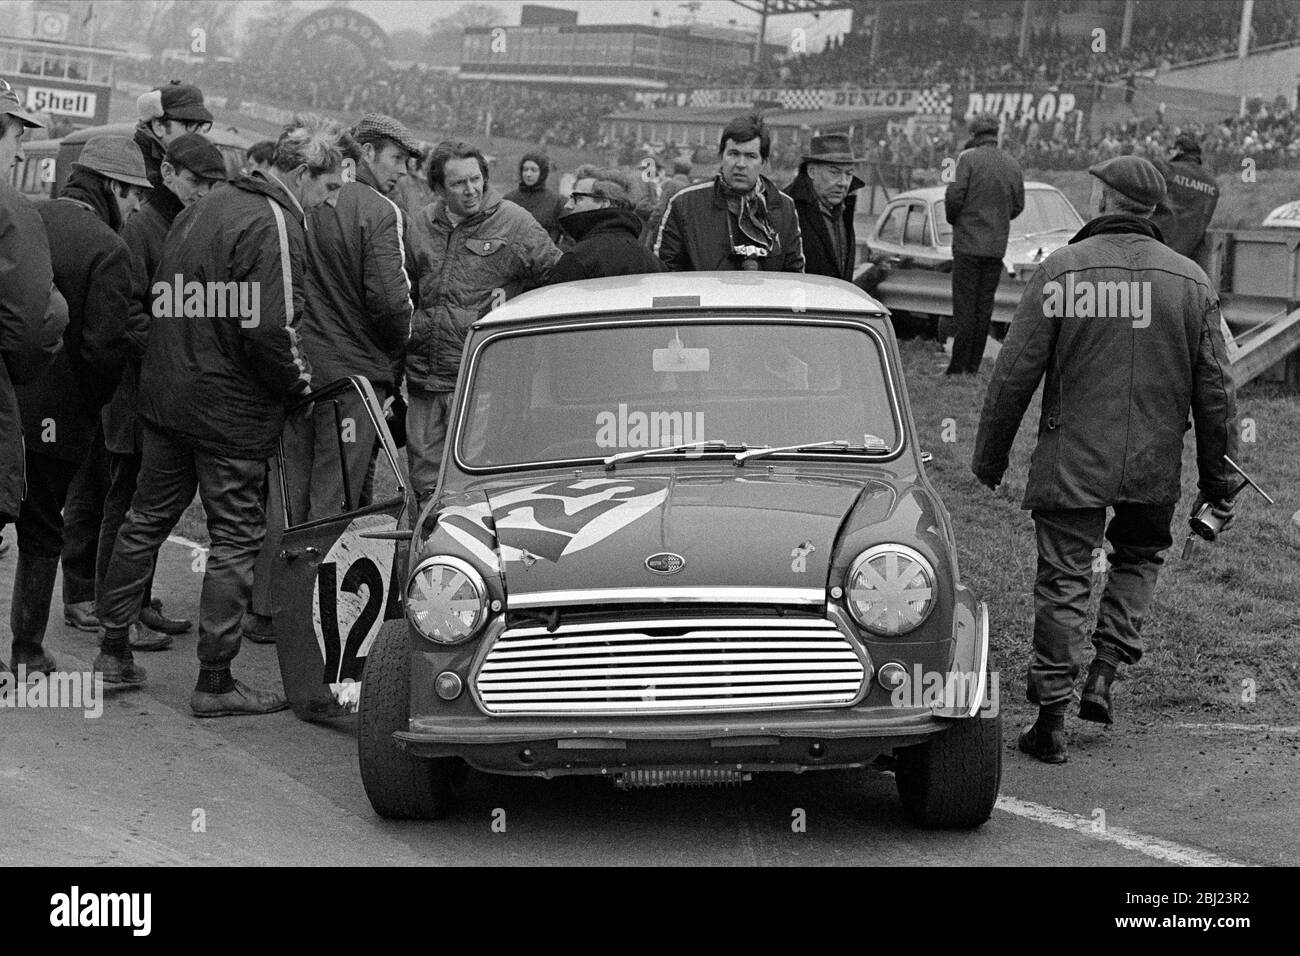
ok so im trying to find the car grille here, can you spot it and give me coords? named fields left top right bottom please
left=474, top=617, right=867, bottom=716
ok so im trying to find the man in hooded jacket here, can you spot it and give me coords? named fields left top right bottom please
left=505, top=151, right=565, bottom=245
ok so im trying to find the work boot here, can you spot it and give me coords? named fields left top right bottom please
left=9, top=553, right=60, bottom=677
left=93, top=627, right=147, bottom=685
left=128, top=622, right=173, bottom=652
left=139, top=598, right=192, bottom=635
left=1079, top=658, right=1118, bottom=725
left=190, top=669, right=288, bottom=717
left=241, top=611, right=276, bottom=645
left=63, top=600, right=100, bottom=632
left=1018, top=709, right=1068, bottom=764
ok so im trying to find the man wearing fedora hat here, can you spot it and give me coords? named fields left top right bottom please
left=5, top=136, right=144, bottom=677
left=786, top=133, right=865, bottom=282
left=945, top=114, right=1024, bottom=375
left=972, top=155, right=1238, bottom=763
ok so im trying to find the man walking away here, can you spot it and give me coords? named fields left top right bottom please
left=405, top=140, right=560, bottom=502
left=552, top=167, right=667, bottom=282
left=654, top=113, right=804, bottom=273
left=785, top=133, right=865, bottom=281
left=945, top=114, right=1024, bottom=375
left=505, top=151, right=565, bottom=245
left=0, top=81, right=68, bottom=670
left=972, top=156, right=1238, bottom=763
left=9, top=137, right=142, bottom=675
left=1151, top=132, right=1220, bottom=263
left=95, top=115, right=344, bottom=716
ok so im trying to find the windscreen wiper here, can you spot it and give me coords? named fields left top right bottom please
left=603, top=439, right=748, bottom=471
left=735, top=436, right=888, bottom=466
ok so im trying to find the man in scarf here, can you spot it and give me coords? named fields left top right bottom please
left=653, top=113, right=804, bottom=273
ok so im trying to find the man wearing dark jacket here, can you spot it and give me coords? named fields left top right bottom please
left=1151, top=133, right=1220, bottom=262
left=785, top=134, right=864, bottom=281
left=972, top=156, right=1238, bottom=764
left=95, top=115, right=345, bottom=714
left=944, top=114, right=1024, bottom=375
left=75, top=133, right=227, bottom=650
left=640, top=158, right=691, bottom=249
left=0, top=82, right=67, bottom=647
left=7, top=137, right=142, bottom=676
left=552, top=166, right=667, bottom=282
left=505, top=151, right=565, bottom=245
left=654, top=113, right=804, bottom=273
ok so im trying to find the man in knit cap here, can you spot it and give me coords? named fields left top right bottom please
left=972, top=155, right=1239, bottom=763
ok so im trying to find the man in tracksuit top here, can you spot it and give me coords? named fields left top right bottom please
left=244, top=114, right=417, bottom=643
left=95, top=115, right=346, bottom=717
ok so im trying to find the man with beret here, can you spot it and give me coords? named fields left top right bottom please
left=0, top=80, right=67, bottom=622
left=134, top=81, right=214, bottom=192
left=972, top=155, right=1239, bottom=763
left=79, top=133, right=229, bottom=650
left=944, top=114, right=1024, bottom=375
left=1151, top=132, right=1221, bottom=263
left=6, top=137, right=143, bottom=676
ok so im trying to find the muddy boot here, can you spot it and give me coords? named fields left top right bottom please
left=9, top=553, right=59, bottom=676
left=190, top=668, right=288, bottom=717
left=92, top=626, right=147, bottom=685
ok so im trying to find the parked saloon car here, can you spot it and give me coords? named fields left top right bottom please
left=270, top=274, right=999, bottom=829
left=855, top=181, right=1084, bottom=332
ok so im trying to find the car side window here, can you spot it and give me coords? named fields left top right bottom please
left=933, top=201, right=953, bottom=245
left=877, top=205, right=905, bottom=244
left=903, top=203, right=930, bottom=246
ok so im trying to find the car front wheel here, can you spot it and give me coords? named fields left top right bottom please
left=893, top=711, right=1002, bottom=829
left=358, top=619, right=465, bottom=820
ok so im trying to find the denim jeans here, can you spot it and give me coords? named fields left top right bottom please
left=1028, top=503, right=1176, bottom=708
left=98, top=425, right=267, bottom=670
left=95, top=449, right=156, bottom=610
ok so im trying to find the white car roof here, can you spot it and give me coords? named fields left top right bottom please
left=481, top=272, right=886, bottom=325
left=887, top=181, right=1059, bottom=203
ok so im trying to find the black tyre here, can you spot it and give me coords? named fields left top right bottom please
left=357, top=619, right=464, bottom=820
left=894, top=711, right=1002, bottom=829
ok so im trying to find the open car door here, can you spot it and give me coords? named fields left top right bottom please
left=270, top=376, right=414, bottom=720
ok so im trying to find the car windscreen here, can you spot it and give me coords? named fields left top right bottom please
left=1010, top=188, right=1082, bottom=237
left=456, top=320, right=899, bottom=470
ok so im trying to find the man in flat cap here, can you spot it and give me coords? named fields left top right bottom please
left=134, top=81, right=214, bottom=192
left=0, top=79, right=67, bottom=620
left=944, top=114, right=1024, bottom=375
left=1151, top=132, right=1220, bottom=263
left=972, top=155, right=1239, bottom=763
left=6, top=136, right=143, bottom=677
left=81, top=133, right=230, bottom=650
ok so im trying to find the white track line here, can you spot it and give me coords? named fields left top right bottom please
left=166, top=534, right=208, bottom=552
left=996, top=795, right=1248, bottom=867
left=1175, top=722, right=1300, bottom=734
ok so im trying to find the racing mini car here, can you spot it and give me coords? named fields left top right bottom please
left=270, top=273, right=999, bottom=829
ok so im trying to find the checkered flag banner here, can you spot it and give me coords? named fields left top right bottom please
left=913, top=87, right=953, bottom=118
left=779, top=89, right=824, bottom=110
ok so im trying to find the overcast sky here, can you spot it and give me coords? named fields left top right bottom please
left=291, top=0, right=850, bottom=44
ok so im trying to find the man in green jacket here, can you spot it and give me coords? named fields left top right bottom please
left=972, top=156, right=1238, bottom=763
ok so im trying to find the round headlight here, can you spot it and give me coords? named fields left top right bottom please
left=846, top=544, right=937, bottom=636
left=406, top=555, right=488, bottom=644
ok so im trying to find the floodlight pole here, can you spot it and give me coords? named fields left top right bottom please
left=1018, top=0, right=1031, bottom=58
